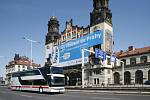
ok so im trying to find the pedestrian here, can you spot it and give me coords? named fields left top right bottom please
left=101, top=81, right=104, bottom=87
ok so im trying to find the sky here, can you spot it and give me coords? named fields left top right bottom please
left=0, top=0, right=150, bottom=77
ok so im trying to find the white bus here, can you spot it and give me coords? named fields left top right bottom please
left=10, top=66, right=65, bottom=93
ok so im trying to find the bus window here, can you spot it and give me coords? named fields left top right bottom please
left=33, top=79, right=47, bottom=85
left=21, top=80, right=32, bottom=85
left=51, top=76, right=65, bottom=86
left=51, top=67, right=63, bottom=74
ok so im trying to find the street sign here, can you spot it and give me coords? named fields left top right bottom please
left=111, top=55, right=116, bottom=62
left=95, top=49, right=106, bottom=60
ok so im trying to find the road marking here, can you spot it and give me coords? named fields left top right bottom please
left=20, top=94, right=32, bottom=98
left=91, top=97, right=120, bottom=100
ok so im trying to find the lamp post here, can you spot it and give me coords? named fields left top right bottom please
left=0, top=56, right=5, bottom=83
left=81, top=48, right=85, bottom=88
left=81, top=48, right=95, bottom=88
left=23, top=37, right=40, bottom=69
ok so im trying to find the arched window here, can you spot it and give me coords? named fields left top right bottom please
left=135, top=70, right=143, bottom=84
left=124, top=71, right=131, bottom=85
left=140, top=56, right=147, bottom=63
left=130, top=57, right=136, bottom=65
left=114, top=72, right=120, bottom=84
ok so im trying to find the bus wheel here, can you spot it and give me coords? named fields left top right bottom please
left=39, top=88, right=43, bottom=93
left=19, top=87, right=22, bottom=91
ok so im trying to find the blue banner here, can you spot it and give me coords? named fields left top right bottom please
left=59, top=30, right=103, bottom=64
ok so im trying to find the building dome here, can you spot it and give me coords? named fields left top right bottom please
left=50, top=16, right=57, bottom=21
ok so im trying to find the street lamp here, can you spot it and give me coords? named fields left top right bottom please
left=0, top=56, right=5, bottom=78
left=23, top=37, right=40, bottom=69
left=81, top=48, right=95, bottom=88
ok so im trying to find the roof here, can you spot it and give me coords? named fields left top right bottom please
left=6, top=55, right=40, bottom=68
left=7, top=60, right=40, bottom=67
left=115, top=46, right=150, bottom=58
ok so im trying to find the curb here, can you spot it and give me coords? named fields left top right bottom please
left=66, top=89, right=150, bottom=95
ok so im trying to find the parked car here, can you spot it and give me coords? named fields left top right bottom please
left=144, top=80, right=150, bottom=85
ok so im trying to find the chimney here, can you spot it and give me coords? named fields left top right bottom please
left=14, top=54, right=20, bottom=60
left=120, top=50, right=123, bottom=53
left=128, top=46, right=134, bottom=51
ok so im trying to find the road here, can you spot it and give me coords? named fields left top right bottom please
left=0, top=86, right=150, bottom=100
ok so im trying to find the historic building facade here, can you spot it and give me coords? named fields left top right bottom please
left=5, top=54, right=40, bottom=85
left=45, top=0, right=114, bottom=87
left=114, top=46, right=150, bottom=85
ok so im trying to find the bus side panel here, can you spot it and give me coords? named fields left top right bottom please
left=42, top=87, right=65, bottom=93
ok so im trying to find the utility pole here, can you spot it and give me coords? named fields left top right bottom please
left=81, top=48, right=85, bottom=88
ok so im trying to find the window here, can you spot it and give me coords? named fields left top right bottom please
left=108, top=78, right=111, bottom=84
left=67, top=33, right=71, bottom=39
left=33, top=79, right=47, bottom=85
left=12, top=73, right=20, bottom=77
left=140, top=56, right=147, bottom=63
left=63, top=36, right=66, bottom=40
left=107, top=58, right=111, bottom=65
left=93, top=69, right=101, bottom=75
left=21, top=70, right=41, bottom=76
left=51, top=77, right=65, bottom=86
left=121, top=59, right=126, bottom=66
left=51, top=67, right=63, bottom=74
left=23, top=66, right=25, bottom=69
left=94, top=78, right=96, bottom=84
left=107, top=69, right=111, bottom=74
left=21, top=80, right=32, bottom=85
left=72, top=32, right=76, bottom=38
left=130, top=57, right=136, bottom=65
left=18, top=65, right=20, bottom=71
left=97, top=78, right=100, bottom=84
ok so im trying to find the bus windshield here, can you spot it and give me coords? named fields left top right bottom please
left=50, top=77, right=65, bottom=86
left=51, top=67, right=63, bottom=74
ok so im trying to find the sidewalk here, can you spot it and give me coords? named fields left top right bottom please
left=65, top=86, right=150, bottom=95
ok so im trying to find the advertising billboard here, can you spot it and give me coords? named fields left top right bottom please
left=56, top=30, right=103, bottom=67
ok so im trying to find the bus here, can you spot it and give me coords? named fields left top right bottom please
left=10, top=66, right=65, bottom=93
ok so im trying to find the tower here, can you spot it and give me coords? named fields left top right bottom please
left=89, top=0, right=114, bottom=86
left=90, top=0, right=112, bottom=26
left=45, top=16, right=60, bottom=45
left=90, top=0, right=113, bottom=53
left=45, top=16, right=60, bottom=65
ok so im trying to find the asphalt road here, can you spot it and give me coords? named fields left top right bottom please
left=0, top=86, right=150, bottom=100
